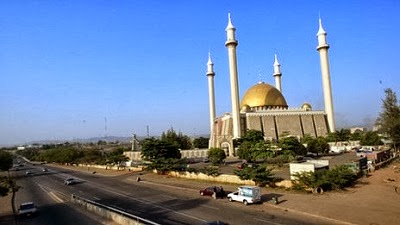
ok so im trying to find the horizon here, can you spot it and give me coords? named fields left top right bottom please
left=1, top=1, right=399, bottom=146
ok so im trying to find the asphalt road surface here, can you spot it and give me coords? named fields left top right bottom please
left=5, top=162, right=341, bottom=225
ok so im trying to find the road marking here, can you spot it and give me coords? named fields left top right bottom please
left=37, top=184, right=65, bottom=203
left=93, top=197, right=101, bottom=200
left=87, top=182, right=207, bottom=223
left=49, top=191, right=64, bottom=203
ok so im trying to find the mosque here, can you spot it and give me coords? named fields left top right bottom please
left=206, top=14, right=336, bottom=156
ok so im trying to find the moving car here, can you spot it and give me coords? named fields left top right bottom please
left=42, top=168, right=48, bottom=172
left=200, top=186, right=224, bottom=199
left=18, top=202, right=38, bottom=216
left=64, top=178, right=78, bottom=185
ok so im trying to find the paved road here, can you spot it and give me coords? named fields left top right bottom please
left=2, top=161, right=347, bottom=225
left=1, top=164, right=117, bottom=225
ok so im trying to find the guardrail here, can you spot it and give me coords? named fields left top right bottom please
left=71, top=194, right=161, bottom=225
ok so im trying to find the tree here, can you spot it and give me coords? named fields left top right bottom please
left=141, top=138, right=181, bottom=161
left=376, top=88, right=400, bottom=149
left=306, top=137, right=330, bottom=155
left=161, top=128, right=192, bottom=150
left=208, top=148, right=226, bottom=165
left=107, top=148, right=129, bottom=169
left=350, top=130, right=364, bottom=141
left=0, top=150, right=13, bottom=171
left=242, top=130, right=264, bottom=142
left=193, top=137, right=209, bottom=149
left=360, top=131, right=383, bottom=146
left=234, top=164, right=275, bottom=186
left=278, top=136, right=307, bottom=156
left=0, top=151, right=19, bottom=225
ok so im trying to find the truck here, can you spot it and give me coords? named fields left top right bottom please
left=227, top=186, right=261, bottom=205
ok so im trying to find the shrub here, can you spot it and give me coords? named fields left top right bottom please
left=292, top=165, right=359, bottom=192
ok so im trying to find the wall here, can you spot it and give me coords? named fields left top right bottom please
left=70, top=194, right=159, bottom=225
left=168, top=171, right=255, bottom=185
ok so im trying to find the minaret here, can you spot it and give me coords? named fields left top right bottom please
left=273, top=54, right=282, bottom=92
left=316, top=18, right=335, bottom=132
left=225, top=13, right=242, bottom=139
left=206, top=52, right=216, bottom=140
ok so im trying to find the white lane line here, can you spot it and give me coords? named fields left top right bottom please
left=48, top=191, right=64, bottom=203
left=37, top=184, right=65, bottom=203
left=90, top=182, right=207, bottom=223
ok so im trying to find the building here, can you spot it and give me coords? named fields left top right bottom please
left=207, top=15, right=335, bottom=156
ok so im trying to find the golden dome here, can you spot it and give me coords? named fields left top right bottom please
left=301, top=102, right=312, bottom=111
left=241, top=82, right=288, bottom=109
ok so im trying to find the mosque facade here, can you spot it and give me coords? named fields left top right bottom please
left=206, top=14, right=335, bottom=156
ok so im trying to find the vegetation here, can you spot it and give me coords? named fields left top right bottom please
left=360, top=131, right=383, bottom=146
left=376, top=88, right=400, bottom=149
left=16, top=143, right=130, bottom=167
left=207, top=148, right=226, bottom=165
left=234, top=164, right=276, bottom=186
left=305, top=137, right=330, bottom=156
left=292, top=165, right=358, bottom=192
left=0, top=150, right=19, bottom=223
left=141, top=137, right=184, bottom=173
left=192, top=137, right=209, bottom=149
left=161, top=128, right=192, bottom=150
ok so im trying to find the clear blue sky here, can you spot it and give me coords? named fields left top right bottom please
left=1, top=1, right=399, bottom=146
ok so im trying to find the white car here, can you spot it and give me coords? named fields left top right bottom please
left=64, top=178, right=78, bottom=185
left=227, top=186, right=261, bottom=205
left=18, top=202, right=38, bottom=216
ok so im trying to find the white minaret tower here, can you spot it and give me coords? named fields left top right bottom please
left=273, top=54, right=282, bottom=92
left=225, top=13, right=242, bottom=139
left=206, top=52, right=216, bottom=139
left=316, top=17, right=335, bottom=133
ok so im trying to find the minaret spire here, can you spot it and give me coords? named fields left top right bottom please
left=225, top=13, right=242, bottom=148
left=273, top=54, right=282, bottom=92
left=316, top=17, right=335, bottom=133
left=206, top=52, right=216, bottom=146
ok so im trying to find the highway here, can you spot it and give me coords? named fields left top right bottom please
left=5, top=162, right=340, bottom=225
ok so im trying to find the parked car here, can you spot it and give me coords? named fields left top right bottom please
left=18, top=202, right=38, bottom=216
left=200, top=186, right=224, bottom=199
left=227, top=186, right=261, bottom=205
left=64, top=178, right=78, bottom=185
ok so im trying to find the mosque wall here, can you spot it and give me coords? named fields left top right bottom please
left=301, top=115, right=317, bottom=137
left=261, top=115, right=277, bottom=140
left=275, top=115, right=303, bottom=138
left=246, top=116, right=262, bottom=131
left=313, top=114, right=329, bottom=136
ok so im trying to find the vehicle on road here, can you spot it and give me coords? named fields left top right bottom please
left=25, top=171, right=32, bottom=175
left=200, top=186, right=224, bottom=199
left=18, top=202, right=38, bottom=216
left=42, top=168, right=48, bottom=172
left=227, top=186, right=261, bottom=205
left=64, top=178, right=78, bottom=185
left=205, top=221, right=229, bottom=225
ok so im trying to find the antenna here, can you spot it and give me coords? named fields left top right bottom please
left=104, top=117, right=107, bottom=138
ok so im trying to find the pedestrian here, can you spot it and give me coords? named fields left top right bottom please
left=220, top=186, right=224, bottom=199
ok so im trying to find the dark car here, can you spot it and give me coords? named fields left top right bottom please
left=64, top=178, right=78, bottom=185
left=205, top=221, right=229, bottom=225
left=200, top=186, right=224, bottom=199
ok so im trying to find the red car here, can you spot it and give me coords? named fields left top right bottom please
left=200, top=186, right=224, bottom=198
